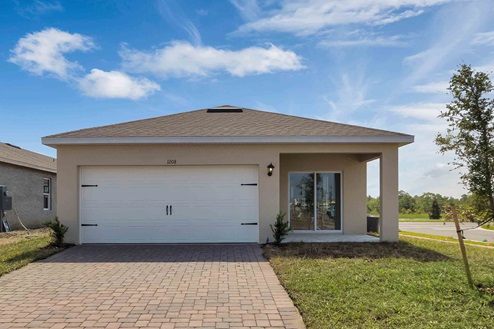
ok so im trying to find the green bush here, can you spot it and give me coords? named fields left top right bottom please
left=270, top=212, right=291, bottom=245
left=429, top=199, right=441, bottom=219
left=43, top=217, right=68, bottom=247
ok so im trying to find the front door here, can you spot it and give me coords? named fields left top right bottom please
left=288, top=172, right=342, bottom=231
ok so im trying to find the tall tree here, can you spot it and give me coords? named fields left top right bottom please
left=435, top=64, right=494, bottom=224
left=429, top=199, right=441, bottom=219
left=398, top=190, right=416, bottom=213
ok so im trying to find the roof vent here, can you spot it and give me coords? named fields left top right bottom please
left=5, top=143, right=21, bottom=149
left=207, top=105, right=243, bottom=113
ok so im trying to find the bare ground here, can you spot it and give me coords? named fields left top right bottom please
left=0, top=228, right=51, bottom=245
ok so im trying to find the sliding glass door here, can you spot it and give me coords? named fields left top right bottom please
left=289, top=172, right=342, bottom=231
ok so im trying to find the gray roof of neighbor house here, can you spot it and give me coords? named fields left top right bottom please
left=43, top=105, right=414, bottom=145
left=0, top=143, right=56, bottom=173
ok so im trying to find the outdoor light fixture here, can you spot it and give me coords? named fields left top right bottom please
left=267, top=163, right=275, bottom=176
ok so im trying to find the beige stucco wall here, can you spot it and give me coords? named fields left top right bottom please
left=280, top=153, right=367, bottom=235
left=54, top=143, right=400, bottom=244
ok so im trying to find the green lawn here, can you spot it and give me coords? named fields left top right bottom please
left=399, top=219, right=451, bottom=223
left=369, top=212, right=443, bottom=220
left=0, top=231, right=64, bottom=277
left=398, top=213, right=445, bottom=219
left=482, top=224, right=494, bottom=231
left=265, top=237, right=494, bottom=329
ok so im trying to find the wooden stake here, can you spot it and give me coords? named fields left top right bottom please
left=451, top=204, right=474, bottom=289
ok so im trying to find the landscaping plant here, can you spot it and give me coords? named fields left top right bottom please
left=270, top=212, right=291, bottom=245
left=43, top=217, right=68, bottom=247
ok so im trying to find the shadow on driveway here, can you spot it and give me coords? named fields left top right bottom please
left=41, top=243, right=264, bottom=263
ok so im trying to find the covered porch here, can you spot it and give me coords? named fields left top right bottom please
left=278, top=147, right=399, bottom=242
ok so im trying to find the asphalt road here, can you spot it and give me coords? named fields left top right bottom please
left=399, top=222, right=494, bottom=243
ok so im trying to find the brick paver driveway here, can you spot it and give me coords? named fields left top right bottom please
left=0, top=245, right=304, bottom=329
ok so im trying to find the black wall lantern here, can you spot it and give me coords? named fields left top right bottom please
left=267, top=163, right=275, bottom=176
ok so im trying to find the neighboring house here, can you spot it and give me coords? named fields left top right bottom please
left=42, top=105, right=413, bottom=245
left=0, top=142, right=57, bottom=230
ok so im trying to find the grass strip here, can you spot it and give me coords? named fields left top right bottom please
left=0, top=235, right=63, bottom=277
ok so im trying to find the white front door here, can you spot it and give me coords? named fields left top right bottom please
left=80, top=165, right=259, bottom=243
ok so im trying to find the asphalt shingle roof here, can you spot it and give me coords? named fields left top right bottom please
left=0, top=143, right=56, bottom=173
left=44, top=105, right=411, bottom=139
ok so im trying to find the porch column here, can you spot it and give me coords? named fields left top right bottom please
left=379, top=147, right=399, bottom=242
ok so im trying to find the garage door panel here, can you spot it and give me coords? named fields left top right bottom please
left=82, top=221, right=256, bottom=243
left=80, top=165, right=259, bottom=243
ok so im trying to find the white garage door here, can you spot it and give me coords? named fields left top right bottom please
left=80, top=165, right=259, bottom=243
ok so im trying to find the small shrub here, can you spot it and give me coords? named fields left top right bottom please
left=43, top=217, right=68, bottom=247
left=270, top=212, right=291, bottom=245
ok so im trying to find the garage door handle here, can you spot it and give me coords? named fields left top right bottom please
left=241, top=222, right=258, bottom=225
left=166, top=205, right=168, bottom=215
left=81, top=224, right=98, bottom=226
left=170, top=205, right=172, bottom=215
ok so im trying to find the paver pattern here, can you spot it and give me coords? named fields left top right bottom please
left=0, top=244, right=305, bottom=329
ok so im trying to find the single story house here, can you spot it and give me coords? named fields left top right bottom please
left=0, top=142, right=57, bottom=230
left=42, top=105, right=413, bottom=244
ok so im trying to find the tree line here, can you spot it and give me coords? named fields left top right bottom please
left=367, top=191, right=485, bottom=220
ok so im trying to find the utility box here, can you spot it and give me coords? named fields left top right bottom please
left=0, top=185, right=12, bottom=211
left=367, top=215, right=379, bottom=233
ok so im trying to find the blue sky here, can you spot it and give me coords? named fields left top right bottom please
left=2, top=0, right=494, bottom=197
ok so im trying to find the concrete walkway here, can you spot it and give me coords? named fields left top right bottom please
left=0, top=245, right=305, bottom=329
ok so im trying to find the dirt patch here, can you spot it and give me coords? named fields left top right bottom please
left=263, top=241, right=451, bottom=262
left=0, top=228, right=51, bottom=245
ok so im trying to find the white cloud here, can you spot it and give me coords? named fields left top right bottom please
left=472, top=31, right=494, bottom=46
left=9, top=28, right=161, bottom=100
left=229, top=0, right=261, bottom=21
left=196, top=9, right=208, bottom=16
left=78, top=69, right=160, bottom=100
left=235, top=0, right=451, bottom=36
left=16, top=1, right=63, bottom=17
left=402, top=0, right=493, bottom=87
left=156, top=0, right=202, bottom=45
left=424, top=162, right=452, bottom=178
left=475, top=62, right=494, bottom=74
left=120, top=41, right=303, bottom=78
left=320, top=34, right=408, bottom=48
left=322, top=71, right=375, bottom=121
left=363, top=101, right=466, bottom=197
left=9, top=28, right=94, bottom=79
left=389, top=102, right=444, bottom=122
left=412, top=81, right=449, bottom=93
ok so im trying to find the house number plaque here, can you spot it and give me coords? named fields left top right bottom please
left=167, top=159, right=177, bottom=165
